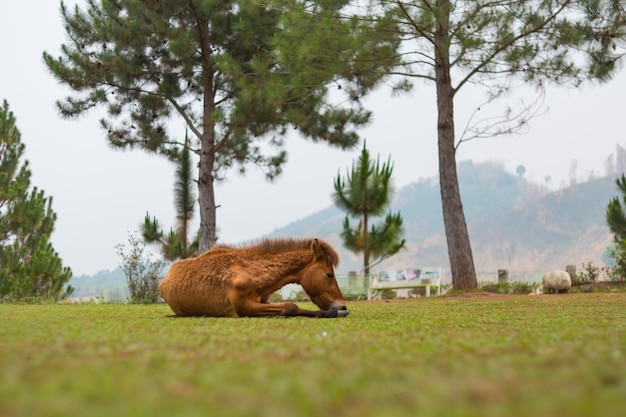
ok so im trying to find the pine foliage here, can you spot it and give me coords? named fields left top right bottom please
left=142, top=133, right=199, bottom=260
left=0, top=100, right=73, bottom=302
left=606, top=174, right=626, bottom=242
left=43, top=0, right=401, bottom=251
left=378, top=0, right=625, bottom=90
left=334, top=142, right=405, bottom=273
left=360, top=0, right=626, bottom=289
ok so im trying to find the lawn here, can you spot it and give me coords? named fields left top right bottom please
left=1, top=293, right=625, bottom=417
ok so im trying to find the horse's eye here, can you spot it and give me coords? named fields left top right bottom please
left=326, top=272, right=334, bottom=279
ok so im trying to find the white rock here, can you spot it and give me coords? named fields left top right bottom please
left=541, top=270, right=572, bottom=294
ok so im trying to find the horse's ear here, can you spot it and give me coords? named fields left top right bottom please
left=311, top=238, right=324, bottom=260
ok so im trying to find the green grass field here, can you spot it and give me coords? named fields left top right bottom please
left=1, top=293, right=625, bottom=417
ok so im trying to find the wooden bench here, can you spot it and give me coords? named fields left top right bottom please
left=368, top=267, right=442, bottom=300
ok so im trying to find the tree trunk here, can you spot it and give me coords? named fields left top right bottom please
left=363, top=212, right=370, bottom=275
left=196, top=8, right=217, bottom=254
left=198, top=134, right=216, bottom=254
left=434, top=0, right=477, bottom=290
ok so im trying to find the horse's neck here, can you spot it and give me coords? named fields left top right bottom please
left=257, top=251, right=311, bottom=294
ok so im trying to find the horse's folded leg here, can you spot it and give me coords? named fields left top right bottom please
left=281, top=302, right=305, bottom=316
left=233, top=301, right=314, bottom=317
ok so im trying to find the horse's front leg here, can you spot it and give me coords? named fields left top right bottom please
left=230, top=295, right=347, bottom=318
left=280, top=302, right=349, bottom=318
left=228, top=279, right=347, bottom=318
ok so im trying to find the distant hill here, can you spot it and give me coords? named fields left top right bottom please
left=269, top=160, right=619, bottom=283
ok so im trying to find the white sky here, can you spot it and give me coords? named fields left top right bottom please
left=1, top=2, right=625, bottom=275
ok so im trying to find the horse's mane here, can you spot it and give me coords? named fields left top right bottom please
left=215, top=237, right=339, bottom=266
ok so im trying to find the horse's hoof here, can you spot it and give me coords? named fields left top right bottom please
left=337, top=309, right=350, bottom=318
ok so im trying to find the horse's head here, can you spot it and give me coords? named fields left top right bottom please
left=300, top=239, right=348, bottom=315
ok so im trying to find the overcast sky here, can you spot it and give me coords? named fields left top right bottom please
left=2, top=2, right=625, bottom=275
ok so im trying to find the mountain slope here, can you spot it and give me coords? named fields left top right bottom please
left=269, top=161, right=618, bottom=281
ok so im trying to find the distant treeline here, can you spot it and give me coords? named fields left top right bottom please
left=69, top=269, right=129, bottom=302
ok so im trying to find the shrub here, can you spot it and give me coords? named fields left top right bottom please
left=115, top=233, right=167, bottom=304
left=290, top=289, right=310, bottom=302
left=379, top=289, right=398, bottom=299
left=572, top=261, right=601, bottom=286
left=268, top=292, right=284, bottom=303
left=606, top=240, right=626, bottom=282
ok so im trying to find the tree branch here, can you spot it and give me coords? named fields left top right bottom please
left=456, top=82, right=547, bottom=148
left=454, top=0, right=572, bottom=94
left=395, top=0, right=436, bottom=46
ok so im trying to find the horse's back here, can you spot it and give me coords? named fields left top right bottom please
left=159, top=250, right=237, bottom=317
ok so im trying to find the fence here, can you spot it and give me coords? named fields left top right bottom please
left=478, top=265, right=579, bottom=285
left=476, top=270, right=546, bottom=285
left=331, top=266, right=583, bottom=301
left=337, top=269, right=551, bottom=300
left=336, top=267, right=443, bottom=300
left=335, top=273, right=370, bottom=300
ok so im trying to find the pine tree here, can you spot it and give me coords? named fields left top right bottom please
left=333, top=142, right=405, bottom=275
left=355, top=0, right=626, bottom=289
left=606, top=174, right=626, bottom=242
left=43, top=1, right=400, bottom=253
left=605, top=174, right=626, bottom=281
left=0, top=100, right=73, bottom=301
left=142, top=132, right=198, bottom=260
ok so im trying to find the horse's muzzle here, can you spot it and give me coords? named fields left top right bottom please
left=331, top=302, right=349, bottom=317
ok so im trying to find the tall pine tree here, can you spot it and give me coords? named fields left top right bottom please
left=0, top=100, right=73, bottom=301
left=355, top=0, right=626, bottom=289
left=333, top=142, right=405, bottom=275
left=43, top=1, right=400, bottom=253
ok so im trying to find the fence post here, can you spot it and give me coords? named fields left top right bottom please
left=498, top=269, right=509, bottom=283
left=565, top=265, right=576, bottom=277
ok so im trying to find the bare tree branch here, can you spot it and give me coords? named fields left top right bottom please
left=456, top=81, right=547, bottom=148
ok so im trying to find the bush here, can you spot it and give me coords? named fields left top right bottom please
left=115, top=233, right=167, bottom=304
left=268, top=292, right=284, bottom=303
left=606, top=240, right=626, bottom=282
left=571, top=261, right=600, bottom=286
left=379, top=289, right=398, bottom=299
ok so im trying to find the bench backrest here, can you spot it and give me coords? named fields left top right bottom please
left=371, top=267, right=442, bottom=288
